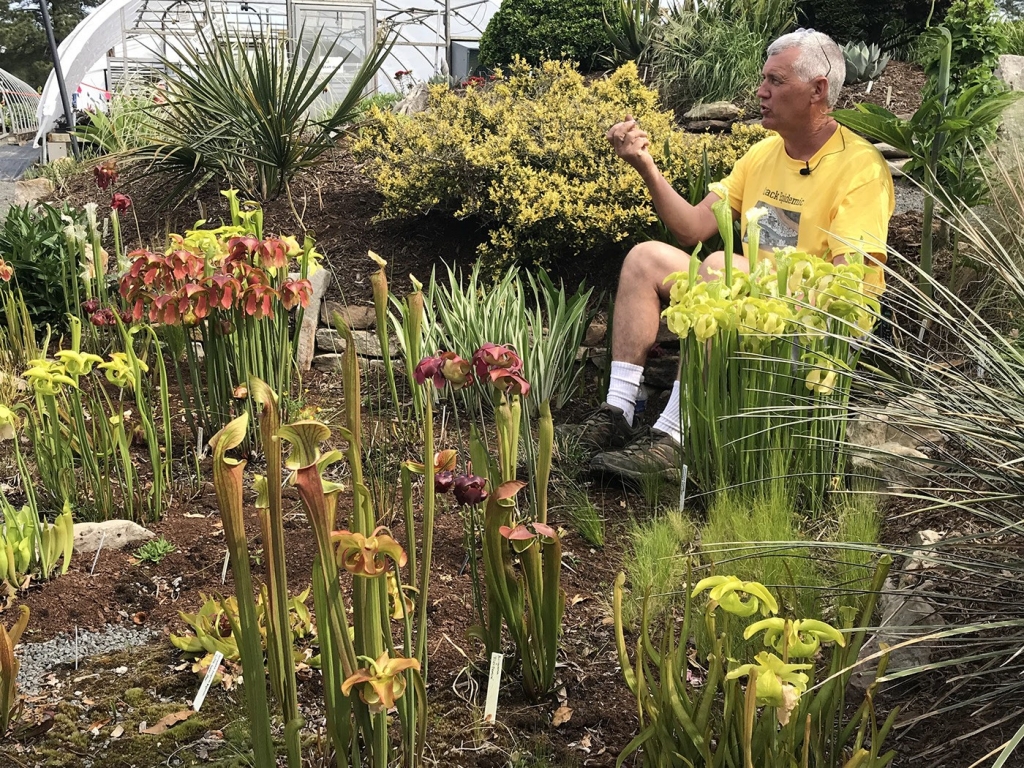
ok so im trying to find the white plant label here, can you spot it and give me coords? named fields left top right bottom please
left=192, top=651, right=224, bottom=711
left=483, top=652, right=504, bottom=724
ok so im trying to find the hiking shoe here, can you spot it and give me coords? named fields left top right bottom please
left=590, top=429, right=682, bottom=484
left=556, top=404, right=636, bottom=456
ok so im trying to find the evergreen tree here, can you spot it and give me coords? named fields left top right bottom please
left=0, top=0, right=101, bottom=88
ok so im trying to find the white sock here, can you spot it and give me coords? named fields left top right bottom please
left=606, top=361, right=644, bottom=426
left=653, top=381, right=683, bottom=445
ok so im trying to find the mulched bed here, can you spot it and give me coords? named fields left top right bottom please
left=837, top=60, right=927, bottom=116
left=6, top=82, right=1018, bottom=765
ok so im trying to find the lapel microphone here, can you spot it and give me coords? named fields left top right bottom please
left=800, top=161, right=812, bottom=176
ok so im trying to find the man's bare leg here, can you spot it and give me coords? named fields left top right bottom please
left=605, top=241, right=690, bottom=425
left=592, top=248, right=754, bottom=483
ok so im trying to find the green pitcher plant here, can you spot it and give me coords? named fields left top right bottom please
left=613, top=557, right=896, bottom=767
left=16, top=314, right=172, bottom=522
left=209, top=355, right=426, bottom=767
left=663, top=186, right=881, bottom=503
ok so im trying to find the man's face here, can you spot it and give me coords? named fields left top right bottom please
left=757, top=47, right=824, bottom=133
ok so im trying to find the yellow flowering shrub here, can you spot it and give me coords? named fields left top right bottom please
left=352, top=59, right=767, bottom=271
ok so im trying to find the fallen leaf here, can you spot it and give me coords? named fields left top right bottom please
left=141, top=710, right=193, bottom=735
left=184, top=513, right=205, bottom=518
left=552, top=705, right=573, bottom=727
left=110, top=725, right=124, bottom=740
left=132, top=611, right=148, bottom=625
left=88, top=718, right=109, bottom=736
left=570, top=594, right=588, bottom=607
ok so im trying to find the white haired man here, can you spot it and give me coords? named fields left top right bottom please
left=576, top=29, right=894, bottom=483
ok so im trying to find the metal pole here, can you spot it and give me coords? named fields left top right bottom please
left=38, top=0, right=81, bottom=160
left=444, top=0, right=451, bottom=77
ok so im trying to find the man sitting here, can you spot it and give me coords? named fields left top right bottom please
left=577, top=29, right=894, bottom=483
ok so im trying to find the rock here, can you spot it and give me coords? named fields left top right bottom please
left=394, top=83, right=430, bottom=116
left=996, top=54, right=1024, bottom=91
left=73, top=520, right=155, bottom=553
left=13, top=178, right=54, bottom=207
left=849, top=579, right=944, bottom=694
left=684, top=101, right=741, bottom=121
left=579, top=347, right=608, bottom=370
left=316, top=328, right=346, bottom=354
left=583, top=320, right=607, bottom=347
left=0, top=371, right=27, bottom=392
left=686, top=119, right=735, bottom=133
left=296, top=267, right=331, bottom=372
left=312, top=353, right=344, bottom=371
left=351, top=329, right=398, bottom=358
left=321, top=301, right=376, bottom=330
left=313, top=354, right=391, bottom=374
left=874, top=142, right=910, bottom=160
left=850, top=442, right=935, bottom=493
left=883, top=392, right=945, bottom=449
left=643, top=355, right=681, bottom=391
left=902, top=529, right=943, bottom=580
left=655, top=322, right=679, bottom=345
left=888, top=158, right=910, bottom=178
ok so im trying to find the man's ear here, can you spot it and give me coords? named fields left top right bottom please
left=810, top=76, right=830, bottom=105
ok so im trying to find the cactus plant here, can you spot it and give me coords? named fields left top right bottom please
left=843, top=41, right=891, bottom=85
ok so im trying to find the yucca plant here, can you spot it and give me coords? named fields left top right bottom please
left=128, top=24, right=395, bottom=202
left=604, top=0, right=663, bottom=73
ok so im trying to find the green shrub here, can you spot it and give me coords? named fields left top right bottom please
left=127, top=27, right=393, bottom=202
left=620, top=510, right=695, bottom=628
left=0, top=203, right=85, bottom=332
left=478, top=0, right=615, bottom=72
left=797, top=0, right=951, bottom=49
left=353, top=60, right=767, bottom=272
left=920, top=0, right=1007, bottom=92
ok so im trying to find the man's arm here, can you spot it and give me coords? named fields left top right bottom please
left=608, top=116, right=723, bottom=247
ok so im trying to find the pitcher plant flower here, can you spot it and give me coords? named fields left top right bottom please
left=99, top=352, right=148, bottom=389
left=726, top=651, right=812, bottom=724
left=0, top=405, right=17, bottom=441
left=0, top=259, right=12, bottom=282
left=332, top=526, right=408, bottom=577
left=691, top=575, right=779, bottom=617
left=341, top=652, right=421, bottom=714
left=744, top=617, right=845, bottom=658
left=111, top=192, right=132, bottom=211
left=23, top=359, right=77, bottom=396
left=94, top=160, right=118, bottom=190
left=453, top=474, right=488, bottom=506
left=54, top=349, right=104, bottom=378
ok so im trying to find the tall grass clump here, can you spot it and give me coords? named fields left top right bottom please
left=619, top=510, right=695, bottom=628
left=784, top=143, right=1024, bottom=760
left=653, top=0, right=796, bottom=109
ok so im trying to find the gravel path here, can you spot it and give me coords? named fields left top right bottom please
left=17, top=625, right=160, bottom=695
left=893, top=176, right=926, bottom=216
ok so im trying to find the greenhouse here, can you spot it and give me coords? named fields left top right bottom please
left=34, top=0, right=498, bottom=155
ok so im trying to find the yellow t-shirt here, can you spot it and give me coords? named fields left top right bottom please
left=719, top=125, right=894, bottom=293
